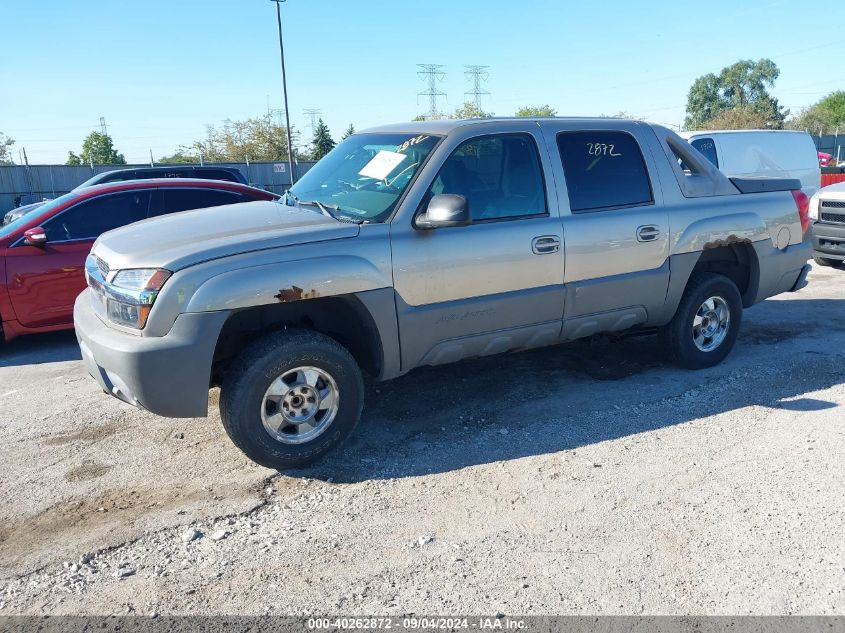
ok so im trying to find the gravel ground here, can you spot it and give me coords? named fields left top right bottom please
left=1, top=266, right=843, bottom=615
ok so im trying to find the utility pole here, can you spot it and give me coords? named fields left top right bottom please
left=270, top=0, right=296, bottom=184
left=100, top=117, right=108, bottom=136
left=464, top=65, right=490, bottom=110
left=417, top=64, right=446, bottom=119
left=149, top=149, right=155, bottom=167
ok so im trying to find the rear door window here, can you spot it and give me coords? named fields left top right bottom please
left=43, top=190, right=151, bottom=242
left=152, top=188, right=244, bottom=217
left=690, top=137, right=718, bottom=167
left=556, top=131, right=653, bottom=213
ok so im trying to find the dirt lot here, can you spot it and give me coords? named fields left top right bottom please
left=1, top=266, right=843, bottom=615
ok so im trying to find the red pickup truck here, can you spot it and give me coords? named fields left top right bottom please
left=0, top=178, right=277, bottom=342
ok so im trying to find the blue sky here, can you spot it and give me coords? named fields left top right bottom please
left=1, top=0, right=843, bottom=164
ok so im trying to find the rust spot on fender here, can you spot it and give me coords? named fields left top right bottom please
left=274, top=286, right=320, bottom=302
left=702, top=235, right=752, bottom=250
left=275, top=286, right=303, bottom=302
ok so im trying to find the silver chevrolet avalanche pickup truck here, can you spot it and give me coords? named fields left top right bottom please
left=75, top=118, right=812, bottom=469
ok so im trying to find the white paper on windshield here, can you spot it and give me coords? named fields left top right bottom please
left=358, top=150, right=407, bottom=180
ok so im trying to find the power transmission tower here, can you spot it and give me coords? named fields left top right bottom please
left=99, top=117, right=108, bottom=136
left=269, top=108, right=286, bottom=129
left=464, top=65, right=490, bottom=109
left=303, top=109, right=321, bottom=138
left=417, top=64, right=446, bottom=119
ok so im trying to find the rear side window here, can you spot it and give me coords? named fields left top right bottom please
left=557, top=131, right=653, bottom=213
left=427, top=133, right=547, bottom=221
left=691, top=138, right=718, bottom=167
left=43, top=190, right=151, bottom=241
left=154, top=188, right=243, bottom=217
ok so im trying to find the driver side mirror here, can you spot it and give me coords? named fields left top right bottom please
left=24, top=227, right=48, bottom=246
left=415, top=194, right=471, bottom=230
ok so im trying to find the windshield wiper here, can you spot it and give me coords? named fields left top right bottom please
left=295, top=199, right=364, bottom=224
left=296, top=199, right=337, bottom=219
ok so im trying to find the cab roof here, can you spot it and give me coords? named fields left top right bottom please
left=361, top=117, right=647, bottom=135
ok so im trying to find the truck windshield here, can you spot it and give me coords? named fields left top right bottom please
left=287, top=133, right=441, bottom=223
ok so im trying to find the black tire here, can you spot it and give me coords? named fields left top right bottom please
left=813, top=256, right=841, bottom=268
left=658, top=273, right=743, bottom=370
left=220, top=329, right=364, bottom=469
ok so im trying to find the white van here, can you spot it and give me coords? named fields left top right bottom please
left=679, top=130, right=821, bottom=198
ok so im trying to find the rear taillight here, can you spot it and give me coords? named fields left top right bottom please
left=792, top=190, right=810, bottom=234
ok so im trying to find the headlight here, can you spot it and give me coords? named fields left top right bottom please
left=106, top=268, right=171, bottom=329
left=808, top=195, right=820, bottom=221
left=111, top=268, right=171, bottom=291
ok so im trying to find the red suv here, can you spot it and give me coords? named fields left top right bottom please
left=0, top=179, right=278, bottom=342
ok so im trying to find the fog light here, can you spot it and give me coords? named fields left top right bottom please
left=107, top=299, right=152, bottom=329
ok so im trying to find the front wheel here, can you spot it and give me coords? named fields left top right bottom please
left=220, top=329, right=364, bottom=469
left=659, top=273, right=743, bottom=370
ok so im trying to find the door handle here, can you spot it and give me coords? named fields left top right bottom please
left=532, top=235, right=560, bottom=254
left=637, top=225, right=661, bottom=242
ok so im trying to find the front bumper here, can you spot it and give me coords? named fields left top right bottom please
left=74, top=289, right=230, bottom=418
left=810, top=221, right=845, bottom=262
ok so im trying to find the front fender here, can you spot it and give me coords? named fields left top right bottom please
left=184, top=255, right=391, bottom=313
left=672, top=212, right=770, bottom=255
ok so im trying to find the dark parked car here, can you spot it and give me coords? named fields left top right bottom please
left=2, top=200, right=47, bottom=226
left=74, top=165, right=248, bottom=189
left=0, top=179, right=278, bottom=341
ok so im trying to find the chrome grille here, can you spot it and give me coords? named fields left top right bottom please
left=821, top=200, right=845, bottom=209
left=820, top=211, right=845, bottom=224
left=95, top=256, right=110, bottom=277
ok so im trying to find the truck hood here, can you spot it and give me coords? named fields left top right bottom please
left=92, top=200, right=360, bottom=271
left=818, top=181, right=845, bottom=200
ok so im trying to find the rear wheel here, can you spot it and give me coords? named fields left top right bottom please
left=220, top=329, right=364, bottom=469
left=659, top=273, right=742, bottom=369
left=813, top=256, right=841, bottom=268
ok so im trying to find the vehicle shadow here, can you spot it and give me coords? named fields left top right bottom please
left=295, top=298, right=845, bottom=483
left=0, top=330, right=81, bottom=367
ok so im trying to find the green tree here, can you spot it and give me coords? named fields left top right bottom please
left=515, top=104, right=557, bottom=117
left=156, top=151, right=199, bottom=164
left=412, top=114, right=428, bottom=122
left=171, top=113, right=300, bottom=163
left=310, top=118, right=336, bottom=160
left=685, top=59, right=786, bottom=130
left=0, top=132, right=15, bottom=165
left=74, top=131, right=126, bottom=165
left=701, top=105, right=774, bottom=130
left=787, top=91, right=845, bottom=133
left=342, top=123, right=355, bottom=140
left=604, top=111, right=641, bottom=120
left=452, top=101, right=493, bottom=119
left=66, top=151, right=82, bottom=165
